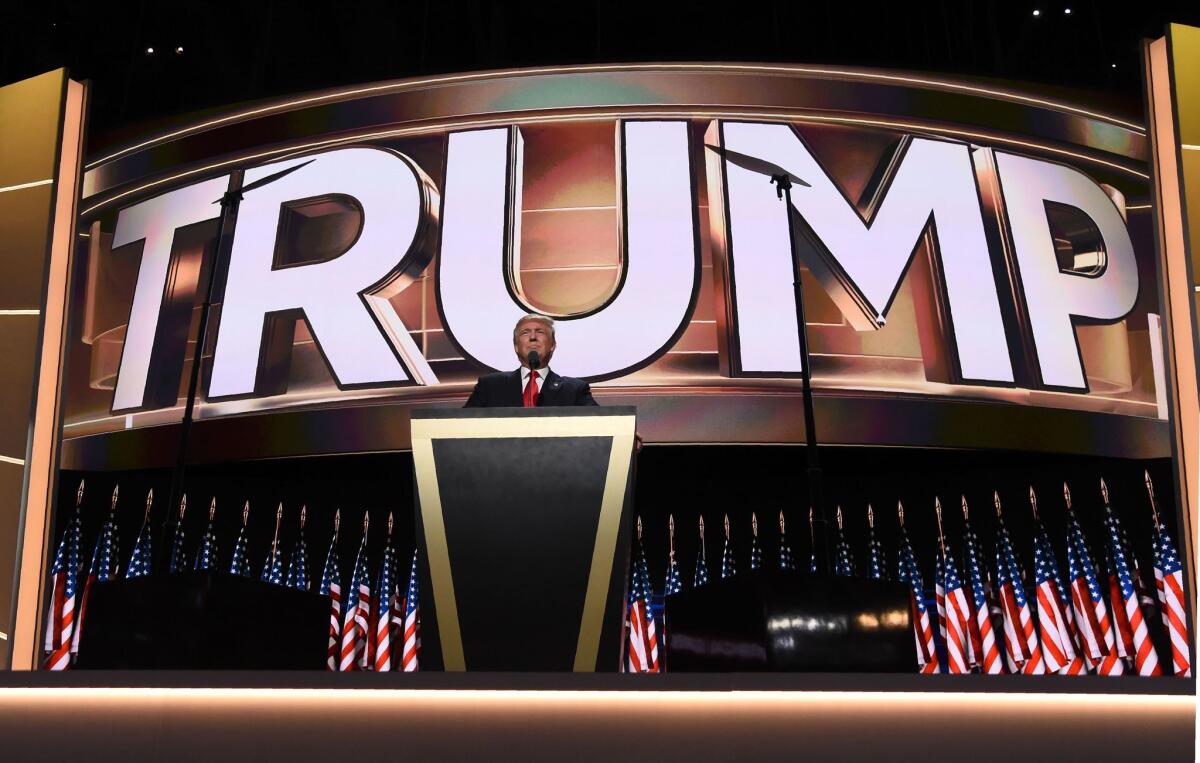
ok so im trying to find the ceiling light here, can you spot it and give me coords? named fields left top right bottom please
left=175, top=46, right=184, bottom=54
left=1032, top=9, right=1041, bottom=16
left=145, top=46, right=154, bottom=55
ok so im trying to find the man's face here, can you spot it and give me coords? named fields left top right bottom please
left=514, top=320, right=555, bottom=367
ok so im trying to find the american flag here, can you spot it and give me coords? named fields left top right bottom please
left=195, top=499, right=219, bottom=571
left=229, top=502, right=252, bottom=578
left=1032, top=519, right=1080, bottom=674
left=834, top=507, right=855, bottom=577
left=663, top=549, right=683, bottom=595
left=936, top=543, right=972, bottom=674
left=867, top=505, right=887, bottom=581
left=43, top=508, right=81, bottom=671
left=962, top=507, right=1003, bottom=674
left=749, top=513, right=763, bottom=571
left=400, top=548, right=420, bottom=672
left=626, top=527, right=660, bottom=673
left=693, top=516, right=709, bottom=587
left=637, top=544, right=660, bottom=671
left=318, top=518, right=342, bottom=671
left=778, top=511, right=797, bottom=571
left=1064, top=500, right=1123, bottom=675
left=125, top=490, right=154, bottom=579
left=626, top=538, right=654, bottom=673
left=72, top=509, right=119, bottom=656
left=125, top=524, right=152, bottom=579
left=339, top=516, right=371, bottom=671
left=1153, top=523, right=1191, bottom=677
left=720, top=515, right=737, bottom=579
left=993, top=502, right=1043, bottom=674
left=1101, top=490, right=1160, bottom=676
left=371, top=519, right=397, bottom=672
left=168, top=495, right=188, bottom=574
left=286, top=507, right=309, bottom=592
left=260, top=542, right=284, bottom=585
left=260, top=503, right=285, bottom=585
left=897, top=504, right=939, bottom=673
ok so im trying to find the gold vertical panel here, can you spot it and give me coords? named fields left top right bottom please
left=1146, top=28, right=1200, bottom=591
left=411, top=414, right=635, bottom=671
left=410, top=432, right=465, bottom=671
left=573, top=428, right=634, bottom=671
left=0, top=72, right=87, bottom=668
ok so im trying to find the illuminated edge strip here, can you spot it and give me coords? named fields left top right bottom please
left=0, top=455, right=25, bottom=466
left=0, top=688, right=1189, bottom=709
left=80, top=109, right=1148, bottom=217
left=0, top=178, right=52, bottom=194
left=0, top=310, right=41, bottom=316
left=84, top=63, right=1146, bottom=170
left=0, top=631, right=7, bottom=640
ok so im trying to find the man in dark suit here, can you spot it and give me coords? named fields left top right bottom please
left=464, top=314, right=598, bottom=408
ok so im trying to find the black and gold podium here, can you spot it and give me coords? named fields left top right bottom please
left=410, top=407, right=637, bottom=671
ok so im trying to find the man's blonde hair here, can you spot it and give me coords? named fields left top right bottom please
left=512, top=314, right=555, bottom=341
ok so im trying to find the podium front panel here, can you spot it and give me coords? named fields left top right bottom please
left=410, top=407, right=636, bottom=671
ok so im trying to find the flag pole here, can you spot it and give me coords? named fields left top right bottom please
left=668, top=514, right=675, bottom=562
left=1145, top=471, right=1161, bottom=528
left=270, top=502, right=283, bottom=567
left=934, top=497, right=945, bottom=557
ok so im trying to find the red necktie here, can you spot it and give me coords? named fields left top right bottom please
left=523, top=370, right=539, bottom=407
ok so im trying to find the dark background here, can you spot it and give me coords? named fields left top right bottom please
left=2, top=1, right=1199, bottom=150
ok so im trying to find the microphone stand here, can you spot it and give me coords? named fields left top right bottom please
left=705, top=144, right=830, bottom=574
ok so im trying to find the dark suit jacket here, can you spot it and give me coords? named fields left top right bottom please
left=464, top=369, right=599, bottom=408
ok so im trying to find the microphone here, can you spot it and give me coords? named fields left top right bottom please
left=526, top=350, right=541, bottom=370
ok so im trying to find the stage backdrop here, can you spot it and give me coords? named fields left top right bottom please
left=61, top=64, right=1169, bottom=468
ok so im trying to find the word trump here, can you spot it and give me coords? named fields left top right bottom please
left=108, top=119, right=1138, bottom=412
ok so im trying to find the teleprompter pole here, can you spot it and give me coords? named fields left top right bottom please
left=775, top=176, right=829, bottom=575
left=703, top=142, right=829, bottom=573
left=160, top=171, right=245, bottom=568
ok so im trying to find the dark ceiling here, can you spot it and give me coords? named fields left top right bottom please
left=3, top=1, right=1198, bottom=151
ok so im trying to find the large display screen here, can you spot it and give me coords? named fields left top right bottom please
left=62, top=65, right=1166, bottom=465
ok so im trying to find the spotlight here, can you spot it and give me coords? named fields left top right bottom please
left=1064, top=7, right=1072, bottom=13
left=145, top=46, right=154, bottom=55
left=175, top=46, right=184, bottom=54
left=1111, top=63, right=1117, bottom=69
left=1032, top=9, right=1041, bottom=16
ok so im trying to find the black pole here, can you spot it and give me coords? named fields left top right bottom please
left=159, top=171, right=245, bottom=568
left=775, top=175, right=830, bottom=575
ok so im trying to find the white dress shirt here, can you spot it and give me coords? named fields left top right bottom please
left=521, top=366, right=549, bottom=394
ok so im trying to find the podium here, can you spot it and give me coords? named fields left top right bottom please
left=73, top=572, right=328, bottom=669
left=410, top=407, right=637, bottom=671
left=663, top=571, right=915, bottom=671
